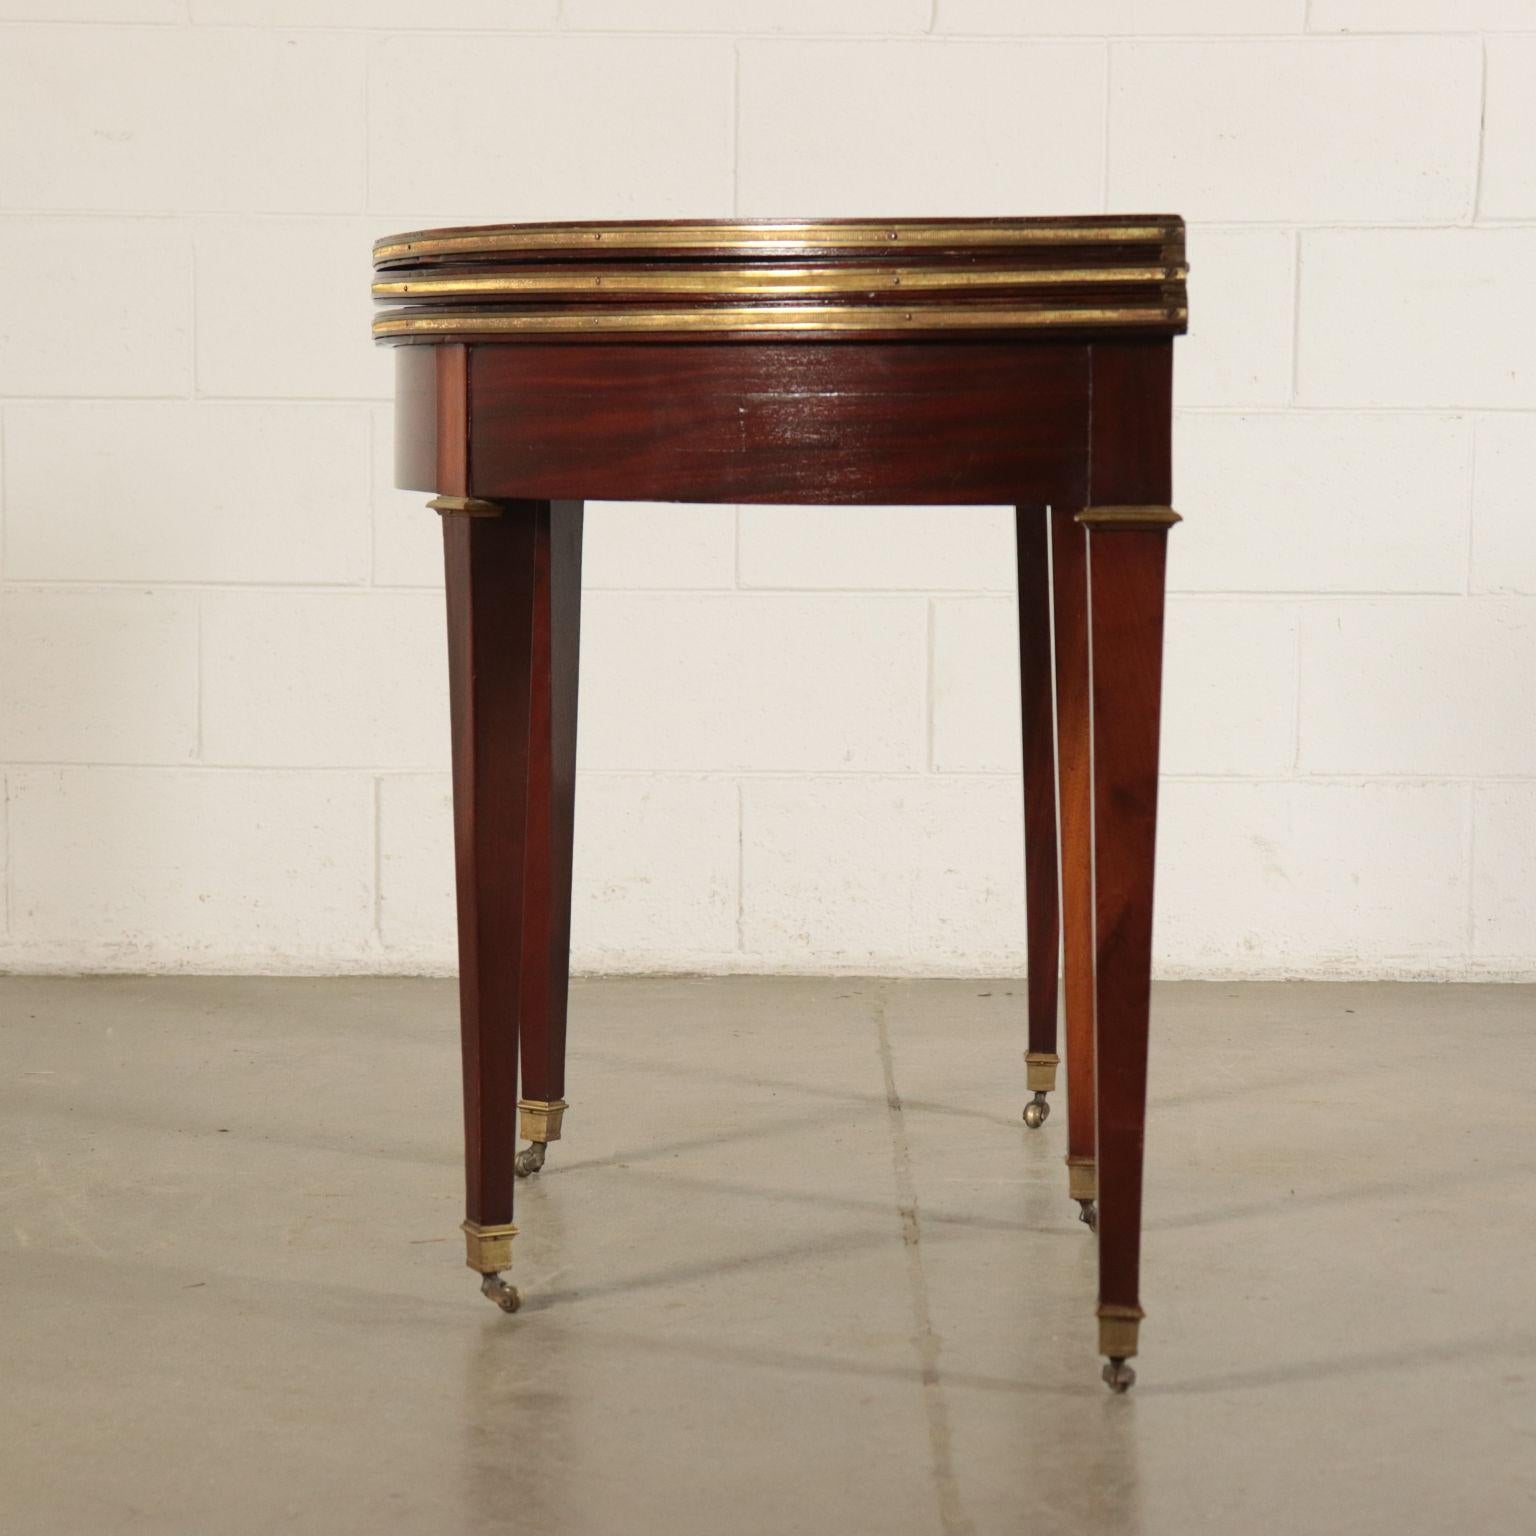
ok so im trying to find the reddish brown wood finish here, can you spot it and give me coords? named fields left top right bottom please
left=1050, top=506, right=1097, bottom=1194
left=1015, top=507, right=1059, bottom=1070
left=437, top=346, right=469, bottom=491
left=395, top=304, right=1179, bottom=1382
left=443, top=506, right=542, bottom=1228
left=460, top=343, right=1090, bottom=506
left=1086, top=526, right=1169, bottom=1349
left=517, top=501, right=584, bottom=1109
left=1084, top=342, right=1175, bottom=1354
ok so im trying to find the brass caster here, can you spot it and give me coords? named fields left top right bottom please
left=514, top=1141, right=548, bottom=1178
left=480, top=1273, right=521, bottom=1313
left=1077, top=1199, right=1098, bottom=1233
left=1023, top=1092, right=1050, bottom=1129
left=1102, top=1358, right=1136, bottom=1393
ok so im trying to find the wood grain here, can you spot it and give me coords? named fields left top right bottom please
left=1051, top=505, right=1097, bottom=1191
left=1016, top=506, right=1060, bottom=1069
left=392, top=220, right=1183, bottom=1372
left=443, top=505, right=540, bottom=1229
left=516, top=501, right=584, bottom=1112
left=1084, top=342, right=1175, bottom=1347
left=463, top=342, right=1091, bottom=506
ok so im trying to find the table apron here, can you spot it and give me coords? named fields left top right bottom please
left=393, top=339, right=1126, bottom=506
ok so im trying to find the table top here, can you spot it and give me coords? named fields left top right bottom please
left=371, top=215, right=1187, bottom=344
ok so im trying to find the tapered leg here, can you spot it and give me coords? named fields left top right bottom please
left=1082, top=509, right=1175, bottom=1390
left=1016, top=506, right=1060, bottom=1128
left=1050, top=507, right=1098, bottom=1227
left=1081, top=339, right=1177, bottom=1391
left=439, top=496, right=546, bottom=1312
left=515, top=501, right=584, bottom=1178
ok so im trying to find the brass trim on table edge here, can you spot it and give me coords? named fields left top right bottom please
left=428, top=495, right=504, bottom=517
left=1097, top=1304, right=1146, bottom=1359
left=373, top=303, right=1187, bottom=340
left=518, top=1098, right=568, bottom=1144
left=374, top=220, right=1182, bottom=263
left=462, top=1220, right=518, bottom=1274
left=1066, top=1157, right=1098, bottom=1203
left=1025, top=1051, right=1060, bottom=1094
left=373, top=264, right=1188, bottom=300
left=1075, top=505, right=1183, bottom=529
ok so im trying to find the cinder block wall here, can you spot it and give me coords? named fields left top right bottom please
left=1, top=1, right=1532, bottom=978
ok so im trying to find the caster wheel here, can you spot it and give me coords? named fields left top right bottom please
left=1023, top=1093, right=1050, bottom=1129
left=1102, top=1358, right=1136, bottom=1393
left=1077, top=1199, right=1098, bottom=1234
left=480, top=1274, right=521, bottom=1313
left=514, top=1141, right=547, bottom=1178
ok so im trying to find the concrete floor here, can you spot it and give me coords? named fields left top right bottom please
left=1, top=977, right=1533, bottom=1535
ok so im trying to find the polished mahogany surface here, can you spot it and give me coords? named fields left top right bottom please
left=394, top=339, right=1095, bottom=504
left=375, top=215, right=1188, bottom=1389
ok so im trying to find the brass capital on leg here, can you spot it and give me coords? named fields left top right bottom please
left=1073, top=505, right=1181, bottom=531
left=462, top=1221, right=521, bottom=1311
left=1099, top=1304, right=1143, bottom=1391
left=518, top=1098, right=568, bottom=1143
left=1024, top=1051, right=1059, bottom=1093
left=461, top=1219, right=517, bottom=1274
left=1066, top=1156, right=1097, bottom=1203
left=1067, top=1155, right=1098, bottom=1231
left=1097, top=1303, right=1145, bottom=1359
left=428, top=495, right=506, bottom=517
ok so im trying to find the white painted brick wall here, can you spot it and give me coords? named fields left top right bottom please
left=1298, top=231, right=1536, bottom=407
left=741, top=776, right=1027, bottom=971
left=1, top=2, right=1531, bottom=981
left=1156, top=780, right=1470, bottom=974
left=5, top=404, right=370, bottom=583
left=368, top=34, right=737, bottom=220
left=0, top=28, right=366, bottom=212
left=1300, top=601, right=1536, bottom=777
left=0, top=591, right=199, bottom=765
left=737, top=41, right=1106, bottom=215
left=1108, top=39, right=1481, bottom=223
left=200, top=591, right=448, bottom=768
left=577, top=594, right=928, bottom=772
left=1310, top=1, right=1536, bottom=31
left=1169, top=412, right=1472, bottom=593
left=0, top=218, right=192, bottom=397
left=1471, top=418, right=1536, bottom=594
left=6, top=769, right=376, bottom=969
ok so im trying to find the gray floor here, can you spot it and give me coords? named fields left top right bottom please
left=1, top=976, right=1533, bottom=1535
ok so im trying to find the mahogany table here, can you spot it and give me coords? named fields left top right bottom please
left=372, top=216, right=1188, bottom=1391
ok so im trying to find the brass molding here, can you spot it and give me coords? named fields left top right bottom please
left=373, top=216, right=1189, bottom=348
left=1025, top=1051, right=1060, bottom=1093
left=1097, top=1304, right=1146, bottom=1359
left=428, top=495, right=504, bottom=517
left=374, top=218, right=1182, bottom=264
left=375, top=303, right=1186, bottom=341
left=518, top=1098, right=568, bottom=1144
left=373, top=264, right=1187, bottom=301
left=1066, top=1156, right=1098, bottom=1203
left=1075, top=506, right=1183, bottom=530
left=461, top=1219, right=518, bottom=1274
